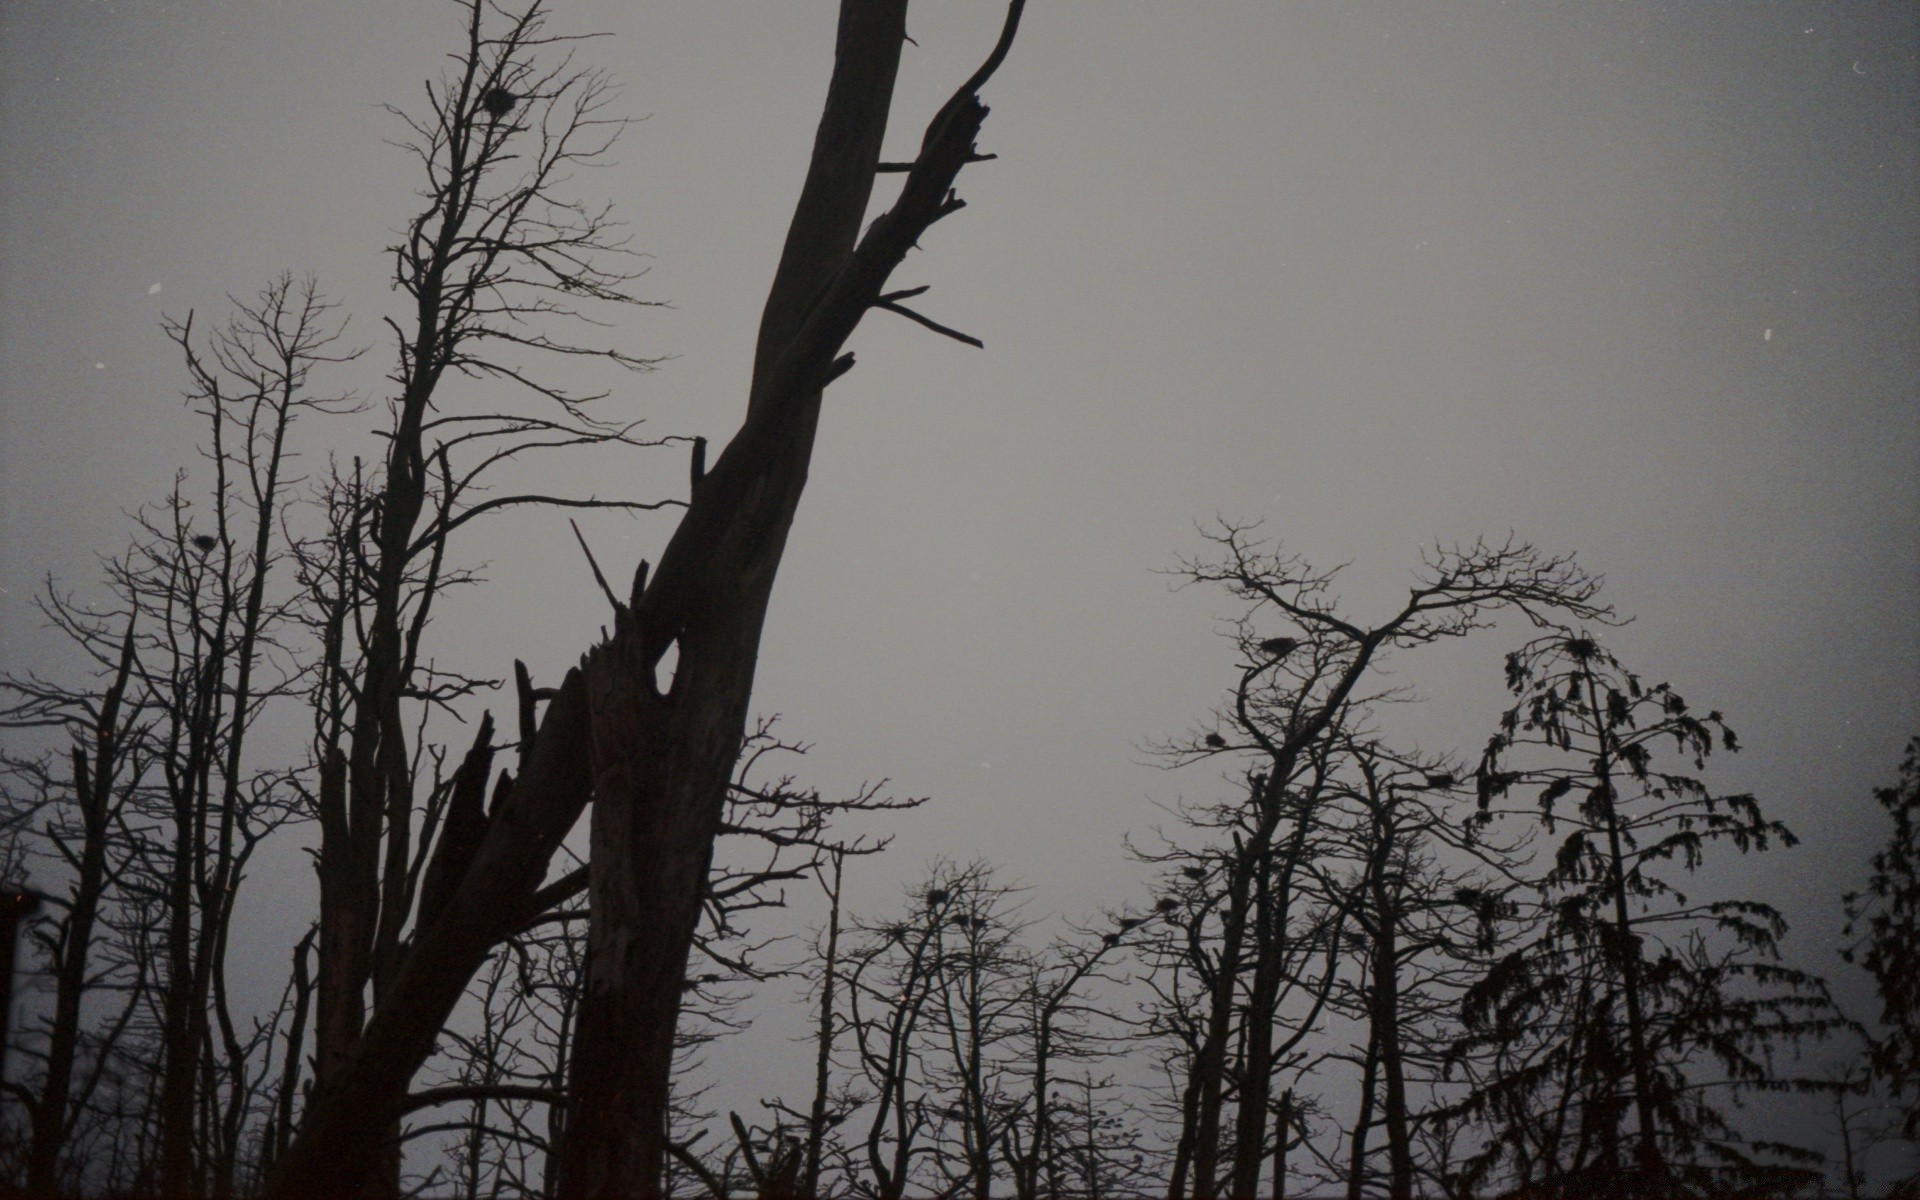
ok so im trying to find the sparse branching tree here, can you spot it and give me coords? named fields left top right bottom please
left=812, top=858, right=1118, bottom=1200
left=1005, top=918, right=1140, bottom=1200
left=1140, top=525, right=1610, bottom=1200
left=2, top=272, right=354, bottom=1196
left=302, top=0, right=666, bottom=1131
left=1, top=615, right=147, bottom=1195
left=1318, top=737, right=1518, bottom=1200
left=143, top=276, right=355, bottom=1199
left=262, top=1, right=677, bottom=1192
left=264, top=3, right=1032, bottom=1193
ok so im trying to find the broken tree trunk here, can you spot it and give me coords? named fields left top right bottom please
left=262, top=671, right=595, bottom=1199
left=557, top=3, right=1024, bottom=1195
left=265, top=4, right=1023, bottom=1196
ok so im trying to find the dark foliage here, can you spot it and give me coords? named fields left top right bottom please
left=1844, top=737, right=1920, bottom=1140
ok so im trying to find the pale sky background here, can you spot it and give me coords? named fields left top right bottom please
left=2, top=0, right=1917, bottom=1172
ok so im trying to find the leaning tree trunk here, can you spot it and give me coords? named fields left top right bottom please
left=25, top=621, right=137, bottom=1195
left=265, top=5, right=1024, bottom=1196
left=262, top=668, right=596, bottom=1199
left=556, top=3, right=1024, bottom=1193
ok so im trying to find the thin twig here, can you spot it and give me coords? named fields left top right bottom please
left=569, top=519, right=622, bottom=615
left=875, top=300, right=984, bottom=348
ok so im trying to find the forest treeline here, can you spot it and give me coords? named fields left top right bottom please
left=2, top=2, right=1915, bottom=1198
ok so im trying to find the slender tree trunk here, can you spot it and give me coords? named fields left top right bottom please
left=1346, top=1013, right=1379, bottom=1200
left=160, top=664, right=222, bottom=1200
left=0, top=893, right=30, bottom=1086
left=1189, top=856, right=1253, bottom=1200
left=804, top=851, right=844, bottom=1198
left=1168, top=1066, right=1200, bottom=1200
left=1372, top=915, right=1412, bottom=1200
left=27, top=625, right=134, bottom=1194
left=1230, top=855, right=1280, bottom=1199
left=1270, top=1089, right=1292, bottom=1200
left=2, top=888, right=44, bottom=1177
left=1581, top=666, right=1662, bottom=1193
left=1023, top=1026, right=1050, bottom=1200
left=158, top=856, right=197, bottom=1196
left=1835, top=1083, right=1865, bottom=1200
left=267, top=927, right=316, bottom=1172
left=1231, top=801, right=1317, bottom=1199
left=1359, top=807, right=1413, bottom=1200
left=1188, top=828, right=1265, bottom=1200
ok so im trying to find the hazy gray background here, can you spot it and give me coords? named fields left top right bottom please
left=3, top=0, right=1916, bottom=1154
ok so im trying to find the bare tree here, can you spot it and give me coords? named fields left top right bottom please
left=1005, top=919, right=1140, bottom=1200
left=1036, top=1071, right=1158, bottom=1200
left=145, top=276, right=354, bottom=1199
left=791, top=857, right=1142, bottom=1200
left=248, top=0, right=671, bottom=1192
left=1319, top=738, right=1516, bottom=1200
left=1, top=617, right=145, bottom=1195
left=1144, top=525, right=1609, bottom=1200
left=299, top=0, right=662, bottom=1149
left=836, top=863, right=984, bottom=1200
left=256, top=3, right=1034, bottom=1193
left=803, top=848, right=847, bottom=1199
left=553, top=4, right=1028, bottom=1196
left=0, top=273, right=353, bottom=1195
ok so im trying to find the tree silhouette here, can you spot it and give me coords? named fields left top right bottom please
left=1843, top=736, right=1920, bottom=1170
left=1453, top=631, right=1844, bottom=1198
left=2, top=274, right=355, bottom=1197
left=1137, top=526, right=1609, bottom=1200
left=2, top=2, right=1887, bottom=1195
left=551, top=5, right=1027, bottom=1196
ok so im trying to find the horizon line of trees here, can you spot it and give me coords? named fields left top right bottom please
left=2, top=2, right=1915, bottom=1198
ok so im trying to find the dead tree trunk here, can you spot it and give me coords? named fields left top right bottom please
left=804, top=850, right=845, bottom=1198
left=24, top=616, right=140, bottom=1196
left=264, top=6, right=1022, bottom=1195
left=262, top=670, right=595, bottom=1199
left=0, top=889, right=35, bottom=1089
left=555, top=4, right=1024, bottom=1197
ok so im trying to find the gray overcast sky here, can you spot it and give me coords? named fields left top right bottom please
left=2, top=0, right=1917, bottom=1139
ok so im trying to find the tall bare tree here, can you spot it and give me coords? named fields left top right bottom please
left=1322, top=738, right=1515, bottom=1200
left=259, top=4, right=1035, bottom=1195
left=146, top=276, right=354, bottom=1199
left=1006, top=920, right=1140, bottom=1200
left=257, top=1, right=668, bottom=1192
left=1145, top=526, right=1609, bottom=1200
left=1, top=614, right=145, bottom=1195
left=300, top=0, right=661, bottom=1137
left=554, top=4, right=1028, bottom=1196
left=1, top=274, right=354, bottom=1195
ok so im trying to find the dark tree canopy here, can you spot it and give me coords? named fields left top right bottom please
left=1845, top=736, right=1920, bottom=1140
